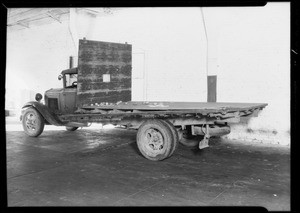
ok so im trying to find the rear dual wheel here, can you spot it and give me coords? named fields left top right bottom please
left=136, top=119, right=178, bottom=161
left=182, top=125, right=195, bottom=139
left=162, top=120, right=179, bottom=157
left=180, top=125, right=199, bottom=147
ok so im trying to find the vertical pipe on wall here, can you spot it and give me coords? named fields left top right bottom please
left=69, top=8, right=79, bottom=55
left=200, top=7, right=208, bottom=77
left=201, top=7, right=217, bottom=102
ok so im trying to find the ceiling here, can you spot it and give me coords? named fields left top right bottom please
left=7, top=8, right=118, bottom=31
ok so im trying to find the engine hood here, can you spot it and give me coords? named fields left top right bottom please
left=45, top=88, right=64, bottom=95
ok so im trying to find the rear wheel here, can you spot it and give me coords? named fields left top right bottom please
left=22, top=108, right=45, bottom=137
left=180, top=125, right=198, bottom=147
left=66, top=127, right=78, bottom=131
left=136, top=119, right=175, bottom=161
left=160, top=120, right=179, bottom=157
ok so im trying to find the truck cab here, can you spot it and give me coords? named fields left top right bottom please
left=20, top=39, right=133, bottom=137
left=44, top=67, right=78, bottom=115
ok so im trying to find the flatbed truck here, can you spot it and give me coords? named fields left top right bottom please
left=20, top=39, right=267, bottom=161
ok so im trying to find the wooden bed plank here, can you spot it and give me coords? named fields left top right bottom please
left=80, top=101, right=268, bottom=112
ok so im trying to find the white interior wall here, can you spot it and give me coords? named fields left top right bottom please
left=6, top=17, right=75, bottom=111
left=6, top=5, right=290, bottom=145
left=6, top=7, right=208, bottom=110
left=203, top=3, right=290, bottom=145
left=81, top=8, right=208, bottom=102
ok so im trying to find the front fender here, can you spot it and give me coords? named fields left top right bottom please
left=22, top=101, right=66, bottom=126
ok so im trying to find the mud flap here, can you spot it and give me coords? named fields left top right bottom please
left=199, top=136, right=210, bottom=149
left=199, top=124, right=210, bottom=149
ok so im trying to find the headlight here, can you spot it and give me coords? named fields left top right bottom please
left=35, top=93, right=43, bottom=102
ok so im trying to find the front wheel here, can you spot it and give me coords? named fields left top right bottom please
left=136, top=119, right=176, bottom=161
left=22, top=108, right=45, bottom=137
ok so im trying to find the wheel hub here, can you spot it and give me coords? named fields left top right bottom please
left=25, top=113, right=37, bottom=131
left=145, top=128, right=164, bottom=151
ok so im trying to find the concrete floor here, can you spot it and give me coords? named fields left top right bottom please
left=6, top=117, right=290, bottom=210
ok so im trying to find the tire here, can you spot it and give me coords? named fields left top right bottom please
left=160, top=120, right=179, bottom=158
left=182, top=125, right=196, bottom=139
left=22, top=107, right=45, bottom=137
left=136, top=119, right=175, bottom=161
left=66, top=127, right=78, bottom=131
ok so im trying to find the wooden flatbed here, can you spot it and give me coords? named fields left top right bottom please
left=68, top=101, right=267, bottom=120
left=59, top=102, right=267, bottom=131
left=78, top=101, right=267, bottom=113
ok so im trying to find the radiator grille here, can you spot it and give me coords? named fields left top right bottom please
left=48, top=98, right=58, bottom=110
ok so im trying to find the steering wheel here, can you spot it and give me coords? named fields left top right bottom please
left=72, top=81, right=77, bottom=87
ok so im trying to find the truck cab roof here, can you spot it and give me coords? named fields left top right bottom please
left=61, top=67, right=78, bottom=75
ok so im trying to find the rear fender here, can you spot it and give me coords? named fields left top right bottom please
left=22, top=101, right=66, bottom=126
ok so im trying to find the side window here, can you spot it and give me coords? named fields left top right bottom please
left=65, top=74, right=70, bottom=87
left=70, top=74, right=78, bottom=86
left=65, top=74, right=78, bottom=87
